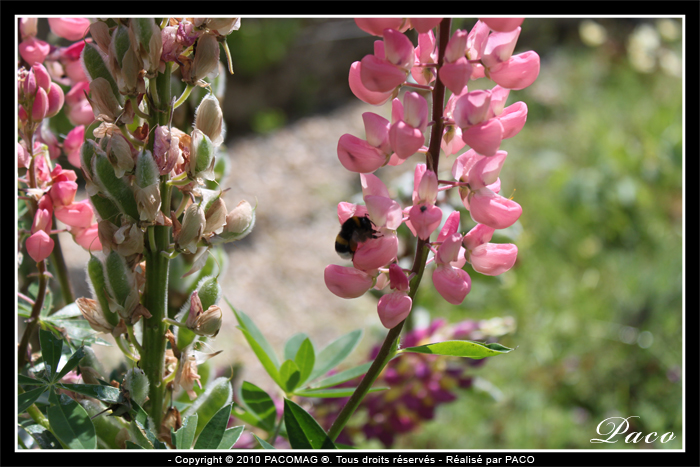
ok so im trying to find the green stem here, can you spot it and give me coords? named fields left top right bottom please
left=173, top=84, right=195, bottom=109
left=48, top=222, right=74, bottom=311
left=327, top=19, right=451, bottom=441
left=18, top=262, right=48, bottom=368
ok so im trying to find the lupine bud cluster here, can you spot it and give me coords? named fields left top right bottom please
left=325, top=18, right=538, bottom=329
left=313, top=318, right=514, bottom=447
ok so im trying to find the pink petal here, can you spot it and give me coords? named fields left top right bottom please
left=26, top=230, right=54, bottom=263
left=463, top=223, right=495, bottom=251
left=348, top=61, right=394, bottom=105
left=439, top=58, right=471, bottom=95
left=480, top=18, right=524, bottom=33
left=482, top=28, right=521, bottom=68
left=410, top=18, right=442, bottom=34
left=489, top=51, right=540, bottom=90
left=19, top=38, right=50, bottom=64
left=55, top=201, right=94, bottom=228
left=437, top=211, right=461, bottom=242
left=377, top=292, right=412, bottom=328
left=432, top=265, right=471, bottom=305
left=461, top=119, right=504, bottom=157
left=48, top=18, right=91, bottom=41
left=353, top=235, right=398, bottom=271
left=324, top=265, right=374, bottom=299
left=383, top=28, right=414, bottom=69
left=360, top=55, right=407, bottom=93
left=408, top=204, right=442, bottom=240
left=470, top=243, right=518, bottom=275
left=389, top=120, right=424, bottom=160
left=73, top=223, right=102, bottom=251
left=355, top=18, right=406, bottom=36
left=468, top=188, right=522, bottom=229
left=337, top=134, right=387, bottom=174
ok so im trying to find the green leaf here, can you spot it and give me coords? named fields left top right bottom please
left=173, top=414, right=198, bottom=450
left=229, top=301, right=279, bottom=368
left=294, top=338, right=315, bottom=386
left=279, top=359, right=301, bottom=393
left=194, top=402, right=234, bottom=449
left=131, top=418, right=167, bottom=449
left=217, top=425, right=244, bottom=449
left=231, top=404, right=265, bottom=428
left=309, top=329, right=363, bottom=381
left=39, top=329, right=63, bottom=382
left=399, top=340, right=513, bottom=359
left=284, top=332, right=309, bottom=360
left=125, top=440, right=146, bottom=449
left=55, top=346, right=87, bottom=382
left=239, top=381, right=276, bottom=431
left=18, top=386, right=48, bottom=414
left=47, top=393, right=97, bottom=449
left=293, top=386, right=388, bottom=398
left=238, top=328, right=281, bottom=386
left=57, top=384, right=121, bottom=404
left=18, top=374, right=45, bottom=386
left=48, top=302, right=83, bottom=319
left=308, top=361, right=372, bottom=390
left=283, top=399, right=336, bottom=450
left=254, top=433, right=276, bottom=449
left=22, top=424, right=62, bottom=449
left=182, top=377, right=233, bottom=439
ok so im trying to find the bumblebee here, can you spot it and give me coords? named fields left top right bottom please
left=335, top=215, right=380, bottom=259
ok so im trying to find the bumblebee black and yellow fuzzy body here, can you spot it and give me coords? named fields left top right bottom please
left=335, top=215, right=380, bottom=259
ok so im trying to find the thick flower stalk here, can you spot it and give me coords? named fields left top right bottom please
left=325, top=17, right=538, bottom=441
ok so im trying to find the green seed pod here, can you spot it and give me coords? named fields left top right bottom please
left=80, top=42, right=121, bottom=104
left=181, top=376, right=232, bottom=439
left=122, top=368, right=150, bottom=406
left=191, top=130, right=215, bottom=176
left=135, top=150, right=159, bottom=188
left=105, top=250, right=134, bottom=312
left=93, top=151, right=139, bottom=221
left=81, top=400, right=126, bottom=449
left=196, top=275, right=222, bottom=310
left=86, top=254, right=120, bottom=327
left=111, top=25, right=131, bottom=70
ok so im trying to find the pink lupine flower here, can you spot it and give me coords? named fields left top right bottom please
left=463, top=223, right=518, bottom=276
left=360, top=32, right=414, bottom=93
left=26, top=230, right=54, bottom=263
left=324, top=264, right=374, bottom=299
left=50, top=164, right=78, bottom=183
left=389, top=92, right=428, bottom=160
left=377, top=264, right=412, bottom=329
left=488, top=50, right=540, bottom=90
left=348, top=61, right=395, bottom=106
left=439, top=30, right=471, bottom=95
left=63, top=125, right=85, bottom=167
left=45, top=83, right=65, bottom=118
left=355, top=18, right=408, bottom=37
left=50, top=180, right=78, bottom=207
left=55, top=200, right=94, bottom=228
left=337, top=112, right=391, bottom=173
left=480, top=18, right=524, bottom=33
left=48, top=18, right=91, bottom=41
left=19, top=37, right=51, bottom=65
left=409, top=18, right=442, bottom=34
left=73, top=223, right=102, bottom=251
left=453, top=88, right=507, bottom=157
left=468, top=187, right=522, bottom=230
left=411, top=31, right=437, bottom=85
left=406, top=165, right=442, bottom=240
left=432, top=233, right=471, bottom=305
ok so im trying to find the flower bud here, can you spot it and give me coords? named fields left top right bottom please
left=187, top=33, right=220, bottom=84
left=129, top=18, right=163, bottom=74
left=205, top=18, right=241, bottom=36
left=32, top=87, right=48, bottom=121
left=204, top=197, right=227, bottom=234
left=134, top=151, right=162, bottom=222
left=108, top=133, right=135, bottom=178
left=46, top=82, right=65, bottom=119
left=122, top=368, right=150, bottom=406
left=26, top=230, right=54, bottom=263
left=77, top=297, right=115, bottom=334
left=194, top=95, right=224, bottom=147
left=222, top=200, right=255, bottom=240
left=86, top=77, right=122, bottom=123
left=185, top=291, right=222, bottom=337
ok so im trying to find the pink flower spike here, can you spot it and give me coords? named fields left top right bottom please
left=353, top=234, right=398, bottom=271
left=355, top=18, right=407, bottom=37
left=383, top=28, right=414, bottom=69
left=26, top=230, right=54, bottom=263
left=19, top=38, right=51, bottom=65
left=337, top=134, right=387, bottom=174
left=377, top=292, right=412, bottom=329
left=489, top=51, right=541, bottom=90
left=499, top=102, right=528, bottom=139
left=348, top=61, right=394, bottom=106
left=432, top=265, right=471, bottom=305
left=470, top=243, right=518, bottom=275
left=468, top=188, right=522, bottom=229
left=48, top=18, right=91, bottom=41
left=360, top=54, right=407, bottom=93
left=461, top=119, right=504, bottom=157
left=73, top=223, right=101, bottom=251
left=482, top=28, right=521, bottom=69
left=64, top=125, right=85, bottom=168
left=408, top=203, right=442, bottom=240
left=463, top=223, right=495, bottom=251
left=325, top=265, right=374, bottom=298
left=480, top=18, right=524, bottom=33
left=437, top=210, right=461, bottom=243
left=55, top=200, right=94, bottom=228
left=410, top=18, right=442, bottom=34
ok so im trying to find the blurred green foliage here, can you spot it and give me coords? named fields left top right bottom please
left=396, top=19, right=683, bottom=449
